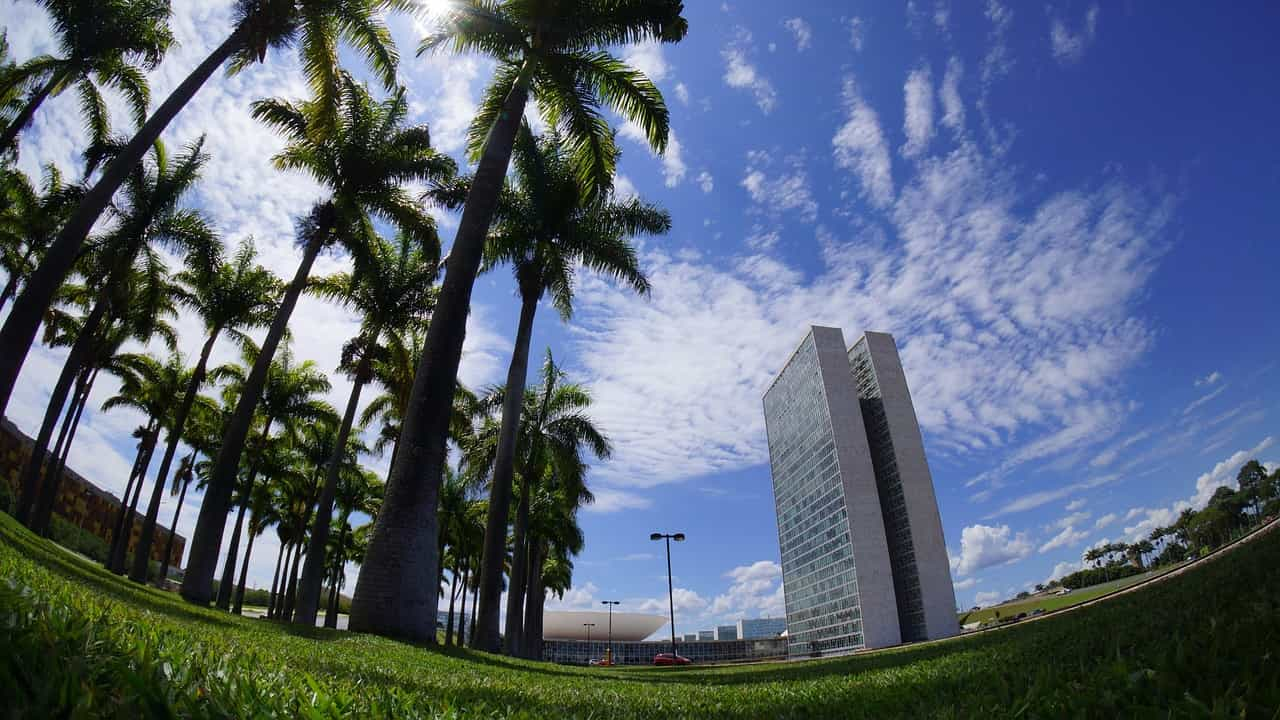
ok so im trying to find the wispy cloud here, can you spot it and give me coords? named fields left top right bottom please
left=722, top=29, right=777, bottom=114
left=1184, top=384, right=1228, bottom=415
left=833, top=77, right=894, bottom=207
left=783, top=17, right=812, bottom=51
left=1050, top=4, right=1100, bottom=65
left=902, top=67, right=935, bottom=158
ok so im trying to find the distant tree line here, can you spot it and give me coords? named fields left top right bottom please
left=1037, top=459, right=1279, bottom=592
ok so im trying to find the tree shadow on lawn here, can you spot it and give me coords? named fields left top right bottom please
left=0, top=512, right=349, bottom=642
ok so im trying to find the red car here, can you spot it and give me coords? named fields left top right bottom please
left=653, top=653, right=692, bottom=666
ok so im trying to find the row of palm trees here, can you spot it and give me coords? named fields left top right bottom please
left=0, top=0, right=688, bottom=654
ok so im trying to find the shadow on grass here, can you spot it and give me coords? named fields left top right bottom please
left=0, top=512, right=355, bottom=643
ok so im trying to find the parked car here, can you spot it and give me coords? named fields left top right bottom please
left=653, top=653, right=692, bottom=666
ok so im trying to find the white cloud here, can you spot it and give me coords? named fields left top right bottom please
left=708, top=560, right=786, bottom=618
left=622, top=40, right=669, bottom=82
left=974, top=590, right=1002, bottom=607
left=1039, top=524, right=1088, bottom=554
left=1065, top=498, right=1087, bottom=512
left=951, top=524, right=1033, bottom=576
left=571, top=130, right=1169, bottom=493
left=953, top=577, right=978, bottom=590
left=1093, top=513, right=1118, bottom=530
left=1045, top=559, right=1081, bottom=583
left=584, top=486, right=652, bottom=514
left=696, top=171, right=714, bottom=193
left=740, top=152, right=817, bottom=221
left=848, top=17, right=866, bottom=51
left=1050, top=4, right=1100, bottom=65
left=1190, top=437, right=1275, bottom=508
left=722, top=30, right=777, bottom=114
left=545, top=581, right=599, bottom=611
left=1121, top=506, right=1183, bottom=542
left=674, top=83, right=690, bottom=105
left=1195, top=370, right=1222, bottom=387
left=783, top=17, right=812, bottom=51
left=1184, top=384, right=1227, bottom=416
left=902, top=67, right=935, bottom=158
left=989, top=472, right=1120, bottom=516
left=833, top=77, right=894, bottom=207
left=939, top=57, right=965, bottom=134
left=619, top=121, right=687, bottom=188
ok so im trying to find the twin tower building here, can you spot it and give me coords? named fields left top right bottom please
left=764, top=327, right=958, bottom=656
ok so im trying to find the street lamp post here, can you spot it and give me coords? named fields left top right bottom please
left=601, top=600, right=620, bottom=664
left=650, top=531, right=685, bottom=661
left=583, top=622, right=596, bottom=664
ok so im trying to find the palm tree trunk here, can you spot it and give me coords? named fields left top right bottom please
left=445, top=569, right=458, bottom=646
left=324, top=575, right=341, bottom=628
left=0, top=262, right=23, bottom=310
left=523, top=542, right=545, bottom=661
left=156, top=464, right=192, bottom=587
left=283, top=542, right=304, bottom=622
left=491, top=294, right=539, bottom=654
left=217, top=467, right=259, bottom=611
left=351, top=65, right=533, bottom=645
left=457, top=563, right=470, bottom=647
left=232, top=526, right=258, bottom=615
left=110, top=426, right=158, bottom=574
left=0, top=68, right=66, bottom=153
left=15, top=295, right=107, bottom=526
left=295, top=348, right=372, bottom=626
left=269, top=542, right=291, bottom=619
left=33, top=368, right=96, bottom=535
left=130, top=328, right=220, bottom=582
left=29, top=367, right=87, bottom=528
left=0, top=26, right=249, bottom=419
left=504, top=475, right=532, bottom=657
left=106, top=438, right=149, bottom=562
left=184, top=230, right=325, bottom=605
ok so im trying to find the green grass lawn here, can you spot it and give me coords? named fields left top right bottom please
left=2, top=512, right=1278, bottom=718
left=956, top=562, right=1190, bottom=626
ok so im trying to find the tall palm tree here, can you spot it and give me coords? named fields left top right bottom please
left=451, top=126, right=664, bottom=652
left=0, top=0, right=411, bottom=420
left=360, top=326, right=423, bottom=466
left=213, top=345, right=333, bottom=610
left=490, top=349, right=609, bottom=655
left=181, top=74, right=453, bottom=606
left=0, top=0, right=174, bottom=153
left=129, top=238, right=282, bottom=582
left=13, top=138, right=215, bottom=531
left=293, top=231, right=436, bottom=625
left=0, top=164, right=81, bottom=310
left=354, top=0, right=686, bottom=645
left=524, top=485, right=588, bottom=661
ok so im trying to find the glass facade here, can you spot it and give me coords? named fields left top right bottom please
left=543, top=638, right=787, bottom=666
left=764, top=333, right=866, bottom=656
left=737, top=617, right=787, bottom=639
left=715, top=625, right=738, bottom=641
left=849, top=339, right=927, bottom=642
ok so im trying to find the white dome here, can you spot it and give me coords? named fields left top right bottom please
left=542, top=611, right=668, bottom=641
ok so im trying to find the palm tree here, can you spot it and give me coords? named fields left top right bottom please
left=129, top=238, right=282, bottom=582
left=294, top=231, right=437, bottom=625
left=21, top=258, right=180, bottom=536
left=99, top=351, right=187, bottom=573
left=0, top=0, right=174, bottom=153
left=13, top=138, right=215, bottom=531
left=323, top=465, right=382, bottom=628
left=353, top=0, right=686, bottom=645
left=0, top=0, right=410, bottom=420
left=524, top=486, right=588, bottom=661
left=451, top=126, right=664, bottom=652
left=360, top=326, right=423, bottom=466
left=0, top=164, right=81, bottom=310
left=498, top=349, right=608, bottom=656
left=214, top=345, right=333, bottom=610
left=182, top=74, right=453, bottom=606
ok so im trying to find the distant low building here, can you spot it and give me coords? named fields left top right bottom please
left=683, top=633, right=698, bottom=642
left=697, top=629, right=714, bottom=641
left=715, top=624, right=738, bottom=641
left=737, top=617, right=787, bottom=639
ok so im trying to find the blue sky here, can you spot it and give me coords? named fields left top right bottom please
left=2, top=1, right=1278, bottom=633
